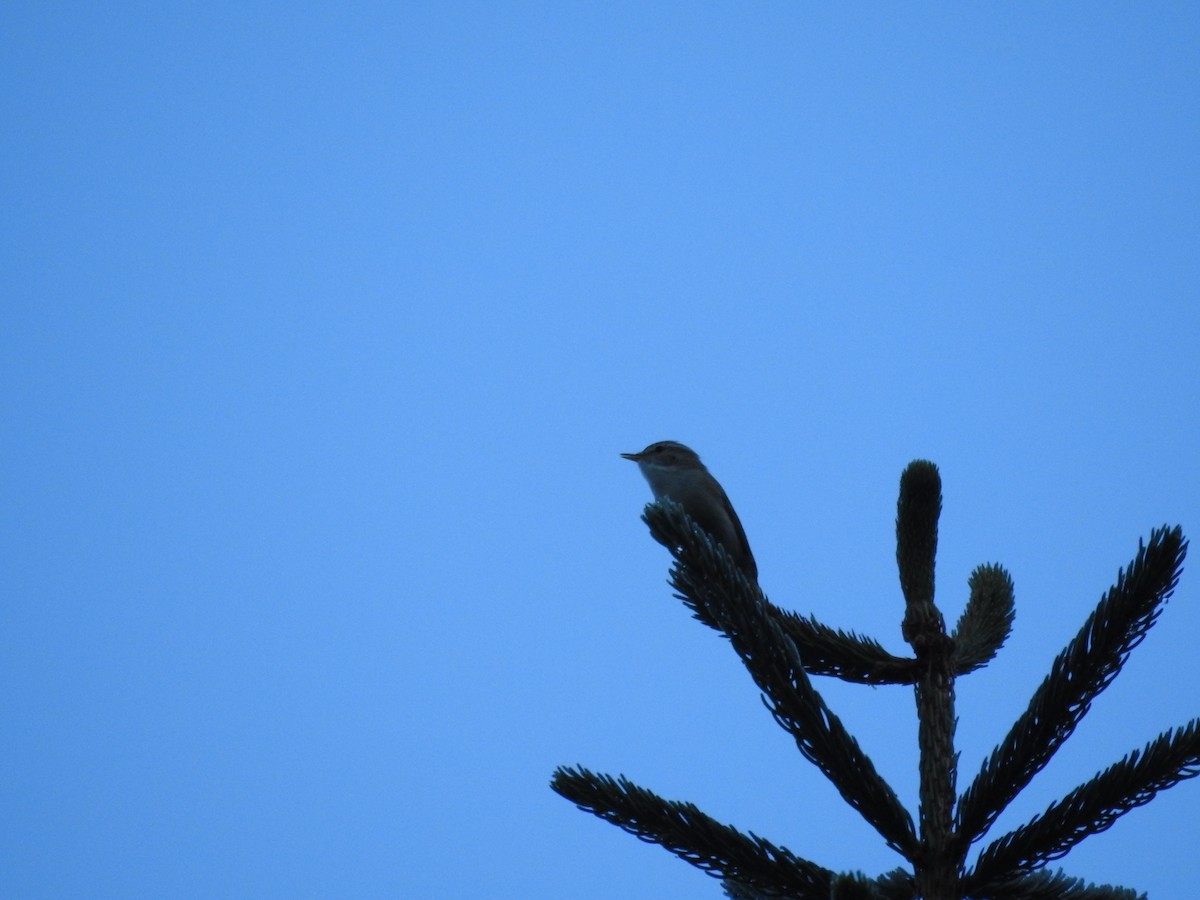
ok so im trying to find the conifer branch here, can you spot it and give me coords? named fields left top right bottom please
left=897, top=460, right=942, bottom=619
left=759, top=572, right=1014, bottom=686
left=723, top=868, right=915, bottom=900
left=644, top=501, right=920, bottom=686
left=896, top=462, right=960, bottom=899
left=966, top=721, right=1200, bottom=889
left=645, top=499, right=920, bottom=861
left=953, top=564, right=1016, bottom=675
left=967, top=868, right=1144, bottom=900
left=830, top=869, right=917, bottom=900
left=770, top=611, right=919, bottom=685
left=722, top=880, right=779, bottom=899
left=550, top=766, right=833, bottom=897
left=955, top=526, right=1188, bottom=848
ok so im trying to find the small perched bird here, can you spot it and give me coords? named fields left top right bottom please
left=621, top=440, right=758, bottom=581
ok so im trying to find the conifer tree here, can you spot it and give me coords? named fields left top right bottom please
left=551, top=460, right=1197, bottom=899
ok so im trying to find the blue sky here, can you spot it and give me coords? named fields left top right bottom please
left=3, top=4, right=1198, bottom=898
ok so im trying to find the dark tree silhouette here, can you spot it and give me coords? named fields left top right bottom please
left=551, top=460, right=1196, bottom=899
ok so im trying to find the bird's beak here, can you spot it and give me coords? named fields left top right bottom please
left=620, top=451, right=641, bottom=461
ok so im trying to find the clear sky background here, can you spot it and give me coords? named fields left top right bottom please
left=3, top=4, right=1198, bottom=898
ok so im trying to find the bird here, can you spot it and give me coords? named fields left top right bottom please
left=620, top=440, right=757, bottom=581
